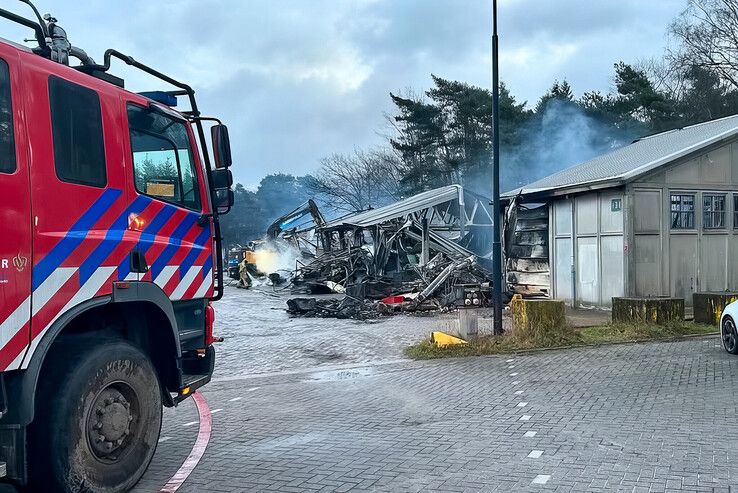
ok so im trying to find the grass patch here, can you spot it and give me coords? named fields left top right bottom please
left=405, top=321, right=716, bottom=360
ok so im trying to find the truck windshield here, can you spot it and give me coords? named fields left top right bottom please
left=128, top=104, right=201, bottom=211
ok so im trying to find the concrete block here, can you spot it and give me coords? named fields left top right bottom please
left=458, top=308, right=479, bottom=340
left=510, top=296, right=566, bottom=336
left=611, top=297, right=684, bottom=325
left=692, top=292, right=738, bottom=325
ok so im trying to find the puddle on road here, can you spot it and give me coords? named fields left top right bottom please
left=306, top=367, right=375, bottom=382
left=301, top=348, right=345, bottom=363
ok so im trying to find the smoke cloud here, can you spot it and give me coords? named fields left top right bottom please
left=253, top=240, right=305, bottom=275
left=499, top=100, right=635, bottom=193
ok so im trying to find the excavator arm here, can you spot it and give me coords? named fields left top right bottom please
left=266, top=199, right=325, bottom=239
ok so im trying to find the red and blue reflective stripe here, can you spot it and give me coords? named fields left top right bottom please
left=32, top=188, right=122, bottom=291
left=178, top=227, right=212, bottom=278
left=80, top=195, right=152, bottom=284
left=136, top=203, right=178, bottom=255
left=149, top=212, right=199, bottom=281
left=116, top=202, right=177, bottom=280
left=201, top=255, right=213, bottom=279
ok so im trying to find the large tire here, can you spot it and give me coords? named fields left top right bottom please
left=30, top=339, right=162, bottom=492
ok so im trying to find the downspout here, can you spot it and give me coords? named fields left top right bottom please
left=570, top=200, right=577, bottom=308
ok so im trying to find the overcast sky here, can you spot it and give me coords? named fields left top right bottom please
left=5, top=0, right=685, bottom=187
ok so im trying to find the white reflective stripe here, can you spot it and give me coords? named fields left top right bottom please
left=124, top=272, right=138, bottom=281
left=170, top=266, right=201, bottom=300
left=6, top=342, right=27, bottom=371
left=32, top=267, right=76, bottom=317
left=193, top=270, right=213, bottom=299
left=154, top=266, right=178, bottom=288
left=0, top=297, right=30, bottom=349
left=21, top=266, right=116, bottom=369
left=3, top=267, right=77, bottom=371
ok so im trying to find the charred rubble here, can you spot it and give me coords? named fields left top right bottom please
left=271, top=185, right=498, bottom=319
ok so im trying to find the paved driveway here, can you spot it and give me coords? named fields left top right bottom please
left=135, top=336, right=738, bottom=492
left=211, top=286, right=453, bottom=377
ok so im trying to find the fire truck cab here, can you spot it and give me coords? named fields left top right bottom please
left=0, top=3, right=233, bottom=491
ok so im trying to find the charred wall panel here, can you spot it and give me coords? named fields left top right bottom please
left=505, top=203, right=550, bottom=297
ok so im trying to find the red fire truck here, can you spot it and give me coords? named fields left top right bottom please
left=0, top=2, right=234, bottom=491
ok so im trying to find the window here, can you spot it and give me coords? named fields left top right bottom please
left=671, top=194, right=695, bottom=229
left=703, top=193, right=726, bottom=229
left=0, top=59, right=15, bottom=174
left=128, top=104, right=201, bottom=211
left=734, top=195, right=738, bottom=228
left=49, top=77, right=106, bottom=186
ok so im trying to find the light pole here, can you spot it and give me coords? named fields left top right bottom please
left=491, top=0, right=503, bottom=335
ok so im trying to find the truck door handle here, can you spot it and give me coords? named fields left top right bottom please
left=130, top=250, right=148, bottom=274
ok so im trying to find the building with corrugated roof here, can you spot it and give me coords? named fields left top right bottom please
left=503, top=114, right=738, bottom=307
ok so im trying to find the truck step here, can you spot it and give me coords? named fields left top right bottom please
left=175, top=374, right=211, bottom=404
left=0, top=461, right=7, bottom=478
left=182, top=374, right=209, bottom=388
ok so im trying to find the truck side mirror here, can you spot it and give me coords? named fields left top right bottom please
left=214, top=188, right=234, bottom=214
left=211, top=124, right=232, bottom=169
left=211, top=168, right=233, bottom=189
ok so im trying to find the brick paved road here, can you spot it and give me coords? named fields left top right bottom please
left=135, top=336, right=738, bottom=492
left=212, top=286, right=480, bottom=377
left=208, top=287, right=606, bottom=379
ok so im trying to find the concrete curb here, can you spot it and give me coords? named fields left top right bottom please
left=496, top=331, right=720, bottom=356
left=410, top=331, right=721, bottom=361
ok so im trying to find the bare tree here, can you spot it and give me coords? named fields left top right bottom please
left=308, top=149, right=402, bottom=213
left=670, top=0, right=738, bottom=89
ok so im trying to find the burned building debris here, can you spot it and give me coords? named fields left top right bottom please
left=504, top=194, right=549, bottom=297
left=273, top=185, right=497, bottom=318
left=238, top=116, right=738, bottom=313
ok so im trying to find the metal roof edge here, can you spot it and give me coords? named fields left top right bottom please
left=320, top=184, right=467, bottom=229
left=504, top=121, right=738, bottom=200
left=621, top=125, right=738, bottom=181
left=512, top=179, right=626, bottom=201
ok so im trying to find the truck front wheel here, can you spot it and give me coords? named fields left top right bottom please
left=30, top=339, right=163, bottom=492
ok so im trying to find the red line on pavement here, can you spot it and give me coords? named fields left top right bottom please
left=159, top=392, right=212, bottom=493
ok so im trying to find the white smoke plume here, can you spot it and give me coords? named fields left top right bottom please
left=464, top=99, right=636, bottom=196
left=500, top=100, right=634, bottom=192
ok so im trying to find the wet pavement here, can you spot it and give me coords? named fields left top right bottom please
left=213, top=285, right=467, bottom=377
left=136, top=334, right=738, bottom=492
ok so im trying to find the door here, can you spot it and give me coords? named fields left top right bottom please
left=552, top=200, right=573, bottom=301
left=0, top=51, right=32, bottom=371
left=633, top=189, right=663, bottom=297
left=124, top=102, right=212, bottom=301
left=22, top=64, right=128, bottom=368
left=670, top=235, right=699, bottom=304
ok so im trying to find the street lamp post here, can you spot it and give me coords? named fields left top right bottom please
left=491, top=0, right=504, bottom=335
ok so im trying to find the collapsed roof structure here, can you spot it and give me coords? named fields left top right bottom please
left=286, top=185, right=496, bottom=315
left=318, top=184, right=494, bottom=262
